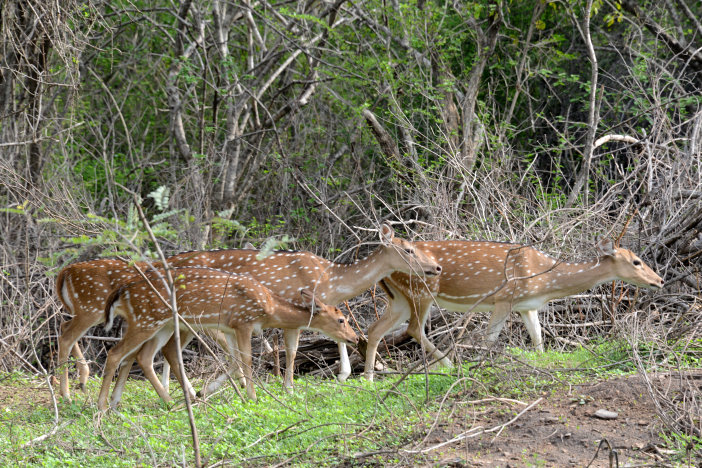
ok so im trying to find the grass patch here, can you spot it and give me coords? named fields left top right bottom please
left=0, top=371, right=458, bottom=466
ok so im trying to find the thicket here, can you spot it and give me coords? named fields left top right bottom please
left=1, top=0, right=701, bottom=461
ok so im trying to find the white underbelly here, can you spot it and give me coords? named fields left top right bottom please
left=190, top=322, right=235, bottom=334
left=510, top=297, right=547, bottom=311
left=434, top=297, right=494, bottom=313
left=434, top=295, right=547, bottom=313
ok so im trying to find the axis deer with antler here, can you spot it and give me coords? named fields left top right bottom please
left=362, top=238, right=664, bottom=381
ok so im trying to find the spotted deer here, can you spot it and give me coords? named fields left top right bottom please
left=56, top=258, right=154, bottom=399
left=159, top=223, right=441, bottom=395
left=55, top=257, right=241, bottom=399
left=363, top=238, right=664, bottom=381
left=98, top=267, right=358, bottom=410
left=56, top=224, right=440, bottom=397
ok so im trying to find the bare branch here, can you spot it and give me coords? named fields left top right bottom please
left=566, top=0, right=599, bottom=208
left=621, top=0, right=702, bottom=72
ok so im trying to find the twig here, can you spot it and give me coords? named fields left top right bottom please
left=20, top=420, right=71, bottom=449
left=401, top=426, right=485, bottom=454
left=401, top=396, right=543, bottom=454
left=352, top=449, right=401, bottom=460
left=82, top=335, right=121, bottom=342
left=489, top=397, right=543, bottom=443
left=417, top=377, right=469, bottom=447
left=565, top=0, right=599, bottom=208
left=460, top=396, right=529, bottom=406
left=585, top=438, right=619, bottom=468
left=242, top=420, right=306, bottom=451
left=380, top=354, right=448, bottom=403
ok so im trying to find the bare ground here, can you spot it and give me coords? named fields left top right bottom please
left=0, top=376, right=54, bottom=412
left=374, top=373, right=689, bottom=467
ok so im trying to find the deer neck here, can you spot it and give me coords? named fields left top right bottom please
left=259, top=301, right=314, bottom=330
left=319, top=247, right=388, bottom=303
left=540, top=256, right=616, bottom=299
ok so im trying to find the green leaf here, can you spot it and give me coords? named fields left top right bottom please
left=256, top=235, right=294, bottom=260
left=148, top=186, right=170, bottom=211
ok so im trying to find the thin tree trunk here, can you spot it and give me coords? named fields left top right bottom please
left=458, top=2, right=502, bottom=172
left=566, top=0, right=599, bottom=208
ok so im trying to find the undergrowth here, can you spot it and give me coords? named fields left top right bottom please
left=0, top=343, right=695, bottom=466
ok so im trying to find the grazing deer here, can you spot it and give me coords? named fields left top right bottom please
left=56, top=258, right=151, bottom=399
left=98, top=267, right=358, bottom=410
left=158, top=223, right=441, bottom=395
left=55, top=257, right=241, bottom=399
left=362, top=238, right=664, bottom=381
left=56, top=224, right=440, bottom=397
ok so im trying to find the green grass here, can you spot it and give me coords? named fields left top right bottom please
left=0, top=342, right=692, bottom=466
left=0, top=370, right=458, bottom=467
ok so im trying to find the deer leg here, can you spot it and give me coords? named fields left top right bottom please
left=228, top=335, right=245, bottom=387
left=486, top=303, right=511, bottom=348
left=159, top=358, right=171, bottom=391
left=406, top=299, right=452, bottom=369
left=98, top=327, right=157, bottom=411
left=99, top=348, right=125, bottom=411
left=73, top=344, right=90, bottom=392
left=519, top=309, right=544, bottom=352
left=58, top=314, right=101, bottom=399
left=282, top=328, right=301, bottom=391
left=160, top=328, right=194, bottom=392
left=200, top=332, right=244, bottom=396
left=137, top=324, right=177, bottom=403
left=109, top=354, right=135, bottom=408
left=364, top=295, right=411, bottom=382
left=234, top=327, right=256, bottom=401
left=160, top=360, right=171, bottom=391
left=161, top=332, right=197, bottom=398
left=336, top=343, right=351, bottom=382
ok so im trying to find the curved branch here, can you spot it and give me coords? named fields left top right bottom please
left=621, top=0, right=702, bottom=72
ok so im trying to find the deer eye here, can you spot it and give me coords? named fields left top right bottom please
left=338, top=318, right=345, bottom=324
left=633, top=260, right=641, bottom=266
left=404, top=247, right=414, bottom=255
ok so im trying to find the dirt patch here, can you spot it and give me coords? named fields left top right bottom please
left=0, top=378, right=54, bottom=412
left=403, top=373, right=679, bottom=467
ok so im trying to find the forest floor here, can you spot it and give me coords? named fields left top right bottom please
left=408, top=373, right=673, bottom=467
left=0, top=350, right=697, bottom=467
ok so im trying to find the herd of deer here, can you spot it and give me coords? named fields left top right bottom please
left=54, top=224, right=664, bottom=411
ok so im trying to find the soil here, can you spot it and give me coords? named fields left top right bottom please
left=394, top=373, right=681, bottom=467
left=0, top=376, right=54, bottom=412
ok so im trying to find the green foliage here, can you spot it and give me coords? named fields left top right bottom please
left=659, top=431, right=702, bottom=465
left=256, top=235, right=294, bottom=260
left=4, top=343, right=697, bottom=465
left=210, top=208, right=247, bottom=245
left=40, top=186, right=198, bottom=266
left=71, top=153, right=133, bottom=201
left=147, top=186, right=170, bottom=211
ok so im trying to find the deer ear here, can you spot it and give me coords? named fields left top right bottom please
left=379, top=223, right=395, bottom=244
left=300, top=288, right=314, bottom=305
left=597, top=238, right=617, bottom=256
left=300, top=288, right=323, bottom=311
